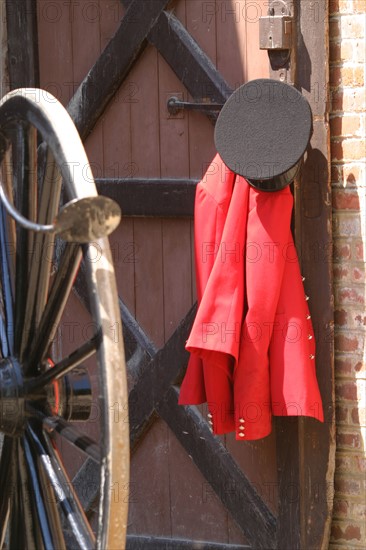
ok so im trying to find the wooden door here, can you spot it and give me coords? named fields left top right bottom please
left=4, top=0, right=335, bottom=548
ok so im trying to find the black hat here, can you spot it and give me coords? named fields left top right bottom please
left=214, top=78, right=312, bottom=191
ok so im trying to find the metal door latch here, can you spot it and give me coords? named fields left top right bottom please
left=259, top=1, right=293, bottom=51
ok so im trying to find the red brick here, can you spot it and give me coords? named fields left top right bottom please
left=353, top=267, right=365, bottom=281
left=332, top=188, right=361, bottom=209
left=331, top=164, right=341, bottom=182
left=335, top=477, right=363, bottom=496
left=333, top=266, right=349, bottom=282
left=330, top=66, right=342, bottom=87
left=334, top=265, right=365, bottom=284
left=330, top=18, right=341, bottom=38
left=333, top=239, right=364, bottom=262
left=333, top=498, right=350, bottom=518
left=335, top=333, right=361, bottom=353
left=355, top=241, right=364, bottom=261
left=331, top=89, right=366, bottom=112
left=335, top=380, right=359, bottom=400
left=331, top=522, right=362, bottom=542
left=330, top=66, right=365, bottom=87
left=350, top=502, right=366, bottom=521
left=330, top=115, right=362, bottom=137
left=335, top=309, right=348, bottom=326
left=354, top=313, right=366, bottom=327
left=336, top=286, right=365, bottom=306
left=354, top=40, right=366, bottom=63
left=336, top=404, right=349, bottom=422
left=334, top=241, right=352, bottom=261
left=356, top=456, right=366, bottom=472
left=332, top=139, right=366, bottom=161
left=335, top=356, right=364, bottom=376
left=336, top=430, right=363, bottom=450
left=333, top=213, right=362, bottom=238
left=354, top=0, right=366, bottom=12
left=331, top=164, right=364, bottom=186
left=330, top=42, right=341, bottom=63
left=341, top=15, right=366, bottom=39
left=329, top=0, right=366, bottom=15
left=351, top=406, right=366, bottom=426
left=336, top=453, right=366, bottom=473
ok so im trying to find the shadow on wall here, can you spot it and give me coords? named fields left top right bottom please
left=332, top=160, right=366, bottom=547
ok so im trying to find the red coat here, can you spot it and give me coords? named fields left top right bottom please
left=179, top=154, right=324, bottom=440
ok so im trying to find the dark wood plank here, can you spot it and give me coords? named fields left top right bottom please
left=167, top=423, right=237, bottom=544
left=126, top=535, right=251, bottom=549
left=184, top=1, right=219, bottom=179
left=129, top=305, right=196, bottom=447
left=128, top=419, right=172, bottom=537
left=275, top=418, right=301, bottom=549
left=157, top=387, right=277, bottom=550
left=71, top=0, right=104, bottom=173
left=67, top=0, right=170, bottom=140
left=6, top=0, right=39, bottom=88
left=245, top=0, right=270, bottom=81
left=96, top=179, right=197, bottom=217
left=37, top=0, right=74, bottom=105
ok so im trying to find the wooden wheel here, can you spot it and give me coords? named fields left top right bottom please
left=0, top=89, right=129, bottom=549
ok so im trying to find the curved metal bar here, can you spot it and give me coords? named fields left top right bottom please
left=0, top=176, right=55, bottom=234
left=0, top=204, right=14, bottom=355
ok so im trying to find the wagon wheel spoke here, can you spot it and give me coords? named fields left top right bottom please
left=32, top=146, right=62, bottom=328
left=26, top=242, right=82, bottom=372
left=0, top=437, right=13, bottom=547
left=8, top=465, right=25, bottom=549
left=27, top=334, right=99, bottom=392
left=26, top=406, right=101, bottom=463
left=11, top=125, right=37, bottom=357
left=21, top=146, right=63, bottom=360
left=21, top=432, right=57, bottom=548
left=27, top=423, right=95, bottom=549
left=36, top=458, right=67, bottom=550
left=17, top=437, right=43, bottom=549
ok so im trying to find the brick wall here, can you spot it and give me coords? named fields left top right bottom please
left=329, top=0, right=366, bottom=548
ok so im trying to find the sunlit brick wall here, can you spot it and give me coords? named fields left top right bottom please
left=329, top=0, right=366, bottom=547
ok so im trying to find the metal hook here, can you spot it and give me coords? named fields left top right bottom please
left=0, top=176, right=121, bottom=243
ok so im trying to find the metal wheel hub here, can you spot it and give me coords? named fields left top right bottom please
left=0, top=357, right=93, bottom=437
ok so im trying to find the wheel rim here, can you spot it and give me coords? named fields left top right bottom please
left=0, top=89, right=129, bottom=549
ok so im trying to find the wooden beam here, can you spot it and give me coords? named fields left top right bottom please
left=67, top=0, right=170, bottom=140
left=96, top=179, right=197, bottom=217
left=121, top=0, right=233, bottom=110
left=126, top=535, right=251, bottom=549
left=158, top=387, right=277, bottom=549
left=148, top=12, right=232, bottom=106
left=5, top=0, right=39, bottom=89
